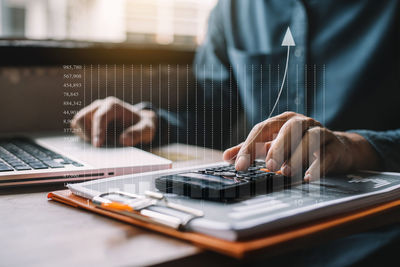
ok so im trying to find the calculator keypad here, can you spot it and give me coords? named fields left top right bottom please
left=155, top=162, right=289, bottom=201
left=196, top=163, right=277, bottom=182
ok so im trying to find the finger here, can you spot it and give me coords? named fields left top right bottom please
left=224, top=142, right=272, bottom=164
left=119, top=120, right=154, bottom=147
left=235, top=112, right=297, bottom=171
left=71, top=99, right=102, bottom=141
left=255, top=141, right=272, bottom=160
left=92, top=100, right=122, bottom=147
left=119, top=126, right=142, bottom=147
left=284, top=127, right=334, bottom=177
left=223, top=143, right=243, bottom=163
left=266, top=116, right=321, bottom=172
left=71, top=99, right=101, bottom=128
left=304, top=145, right=336, bottom=182
left=71, top=119, right=88, bottom=142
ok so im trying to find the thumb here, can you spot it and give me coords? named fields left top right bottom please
left=119, top=119, right=156, bottom=147
left=119, top=124, right=144, bottom=147
left=304, top=150, right=335, bottom=182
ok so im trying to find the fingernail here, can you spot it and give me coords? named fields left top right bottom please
left=304, top=174, right=312, bottom=182
left=266, top=159, right=278, bottom=171
left=282, top=165, right=291, bottom=176
left=93, top=137, right=100, bottom=147
left=235, top=155, right=250, bottom=170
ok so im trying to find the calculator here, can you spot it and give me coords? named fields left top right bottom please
left=155, top=162, right=292, bottom=201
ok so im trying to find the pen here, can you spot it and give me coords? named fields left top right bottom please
left=95, top=199, right=182, bottom=229
left=101, top=202, right=133, bottom=212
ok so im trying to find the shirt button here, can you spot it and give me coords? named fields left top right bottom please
left=294, top=97, right=301, bottom=105
left=294, top=48, right=302, bottom=58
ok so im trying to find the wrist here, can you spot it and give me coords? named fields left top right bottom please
left=335, top=131, right=381, bottom=171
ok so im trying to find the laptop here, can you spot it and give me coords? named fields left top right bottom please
left=0, top=133, right=172, bottom=187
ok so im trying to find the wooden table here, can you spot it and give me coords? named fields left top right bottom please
left=1, top=143, right=399, bottom=267
left=0, top=144, right=231, bottom=267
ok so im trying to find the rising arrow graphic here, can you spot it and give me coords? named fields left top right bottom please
left=231, top=27, right=297, bottom=164
left=267, top=27, right=296, bottom=118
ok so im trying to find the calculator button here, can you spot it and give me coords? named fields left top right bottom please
left=218, top=172, right=236, bottom=177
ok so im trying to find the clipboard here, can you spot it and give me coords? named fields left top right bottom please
left=48, top=189, right=400, bottom=258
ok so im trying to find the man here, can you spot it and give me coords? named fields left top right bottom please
left=72, top=1, right=400, bottom=265
left=72, top=0, right=399, bottom=180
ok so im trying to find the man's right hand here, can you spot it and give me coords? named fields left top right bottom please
left=71, top=96, right=158, bottom=147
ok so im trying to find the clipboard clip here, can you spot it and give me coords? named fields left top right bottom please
left=92, top=190, right=204, bottom=230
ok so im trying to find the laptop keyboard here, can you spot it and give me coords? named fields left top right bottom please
left=0, top=138, right=83, bottom=172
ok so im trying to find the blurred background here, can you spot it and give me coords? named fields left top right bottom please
left=0, top=0, right=247, bottom=147
left=0, top=0, right=216, bottom=48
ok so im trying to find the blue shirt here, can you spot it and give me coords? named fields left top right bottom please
left=157, top=0, right=400, bottom=171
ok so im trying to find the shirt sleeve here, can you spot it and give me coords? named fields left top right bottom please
left=152, top=1, right=241, bottom=150
left=349, top=129, right=400, bottom=172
